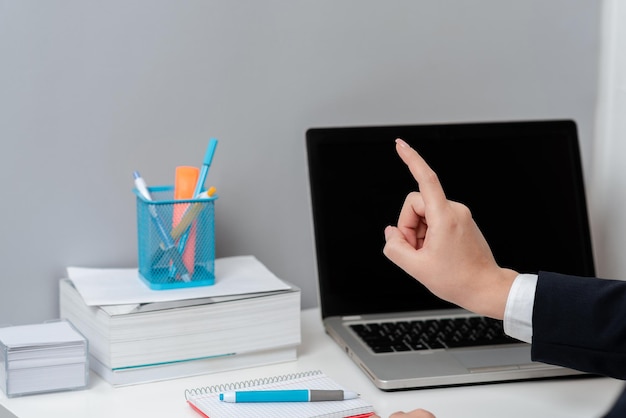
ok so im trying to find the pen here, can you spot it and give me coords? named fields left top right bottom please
left=133, top=171, right=152, bottom=201
left=192, top=138, right=218, bottom=199
left=133, top=171, right=191, bottom=282
left=218, top=389, right=359, bottom=403
left=178, top=138, right=219, bottom=257
left=170, top=186, right=217, bottom=241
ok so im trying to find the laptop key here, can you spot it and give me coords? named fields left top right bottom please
left=351, top=317, right=520, bottom=353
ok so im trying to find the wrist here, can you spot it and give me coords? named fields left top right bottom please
left=489, top=268, right=518, bottom=319
left=468, top=268, right=518, bottom=320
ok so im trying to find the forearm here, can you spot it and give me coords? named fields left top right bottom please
left=531, top=272, right=626, bottom=379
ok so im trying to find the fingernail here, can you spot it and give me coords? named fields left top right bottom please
left=395, top=138, right=410, bottom=148
left=384, top=225, right=393, bottom=240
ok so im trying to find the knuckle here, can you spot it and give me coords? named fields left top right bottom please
left=452, top=201, right=473, bottom=219
left=382, top=241, right=395, bottom=258
left=405, top=191, right=420, bottom=202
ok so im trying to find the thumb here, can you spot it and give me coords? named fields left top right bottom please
left=383, top=225, right=421, bottom=266
left=384, top=225, right=407, bottom=245
left=383, top=225, right=397, bottom=242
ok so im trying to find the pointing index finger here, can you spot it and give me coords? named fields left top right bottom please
left=395, top=138, right=447, bottom=210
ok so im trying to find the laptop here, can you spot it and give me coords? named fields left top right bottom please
left=305, top=120, right=596, bottom=390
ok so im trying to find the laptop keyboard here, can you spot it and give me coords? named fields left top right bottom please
left=350, top=317, right=520, bottom=353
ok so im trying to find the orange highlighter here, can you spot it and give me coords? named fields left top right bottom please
left=173, top=166, right=199, bottom=276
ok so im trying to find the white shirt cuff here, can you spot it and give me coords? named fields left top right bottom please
left=503, top=273, right=538, bottom=344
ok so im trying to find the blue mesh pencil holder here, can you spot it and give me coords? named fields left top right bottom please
left=134, top=185, right=217, bottom=290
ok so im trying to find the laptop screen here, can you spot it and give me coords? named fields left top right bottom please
left=306, top=120, right=595, bottom=319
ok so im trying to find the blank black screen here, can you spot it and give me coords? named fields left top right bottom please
left=306, top=120, right=595, bottom=318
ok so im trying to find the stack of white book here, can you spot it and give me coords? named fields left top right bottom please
left=0, top=320, right=88, bottom=397
left=59, top=256, right=301, bottom=386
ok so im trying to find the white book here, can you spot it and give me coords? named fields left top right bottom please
left=59, top=278, right=301, bottom=371
left=90, top=345, right=297, bottom=386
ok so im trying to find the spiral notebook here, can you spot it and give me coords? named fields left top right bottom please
left=184, top=370, right=375, bottom=418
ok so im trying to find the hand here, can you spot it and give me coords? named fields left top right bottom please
left=382, top=138, right=518, bottom=319
left=370, top=408, right=437, bottom=418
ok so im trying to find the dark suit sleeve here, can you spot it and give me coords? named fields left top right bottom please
left=603, top=387, right=626, bottom=418
left=531, top=271, right=626, bottom=380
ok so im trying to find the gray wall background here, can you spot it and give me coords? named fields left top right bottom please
left=0, top=1, right=601, bottom=325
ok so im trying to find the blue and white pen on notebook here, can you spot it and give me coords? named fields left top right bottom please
left=219, top=389, right=359, bottom=403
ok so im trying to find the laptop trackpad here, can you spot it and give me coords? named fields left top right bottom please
left=451, top=346, right=531, bottom=369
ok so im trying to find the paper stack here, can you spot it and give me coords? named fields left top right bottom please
left=0, top=320, right=88, bottom=397
left=59, top=256, right=301, bottom=386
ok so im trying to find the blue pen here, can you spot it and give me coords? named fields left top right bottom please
left=176, top=138, right=218, bottom=255
left=219, top=389, right=359, bottom=403
left=133, top=171, right=191, bottom=282
left=193, top=138, right=218, bottom=199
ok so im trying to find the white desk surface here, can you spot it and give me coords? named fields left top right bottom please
left=1, top=308, right=623, bottom=418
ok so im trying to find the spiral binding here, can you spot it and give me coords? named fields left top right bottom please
left=184, top=370, right=323, bottom=400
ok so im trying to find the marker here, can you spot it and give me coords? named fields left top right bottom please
left=218, top=389, right=359, bottom=403
left=133, top=171, right=191, bottom=282
left=172, top=166, right=200, bottom=277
